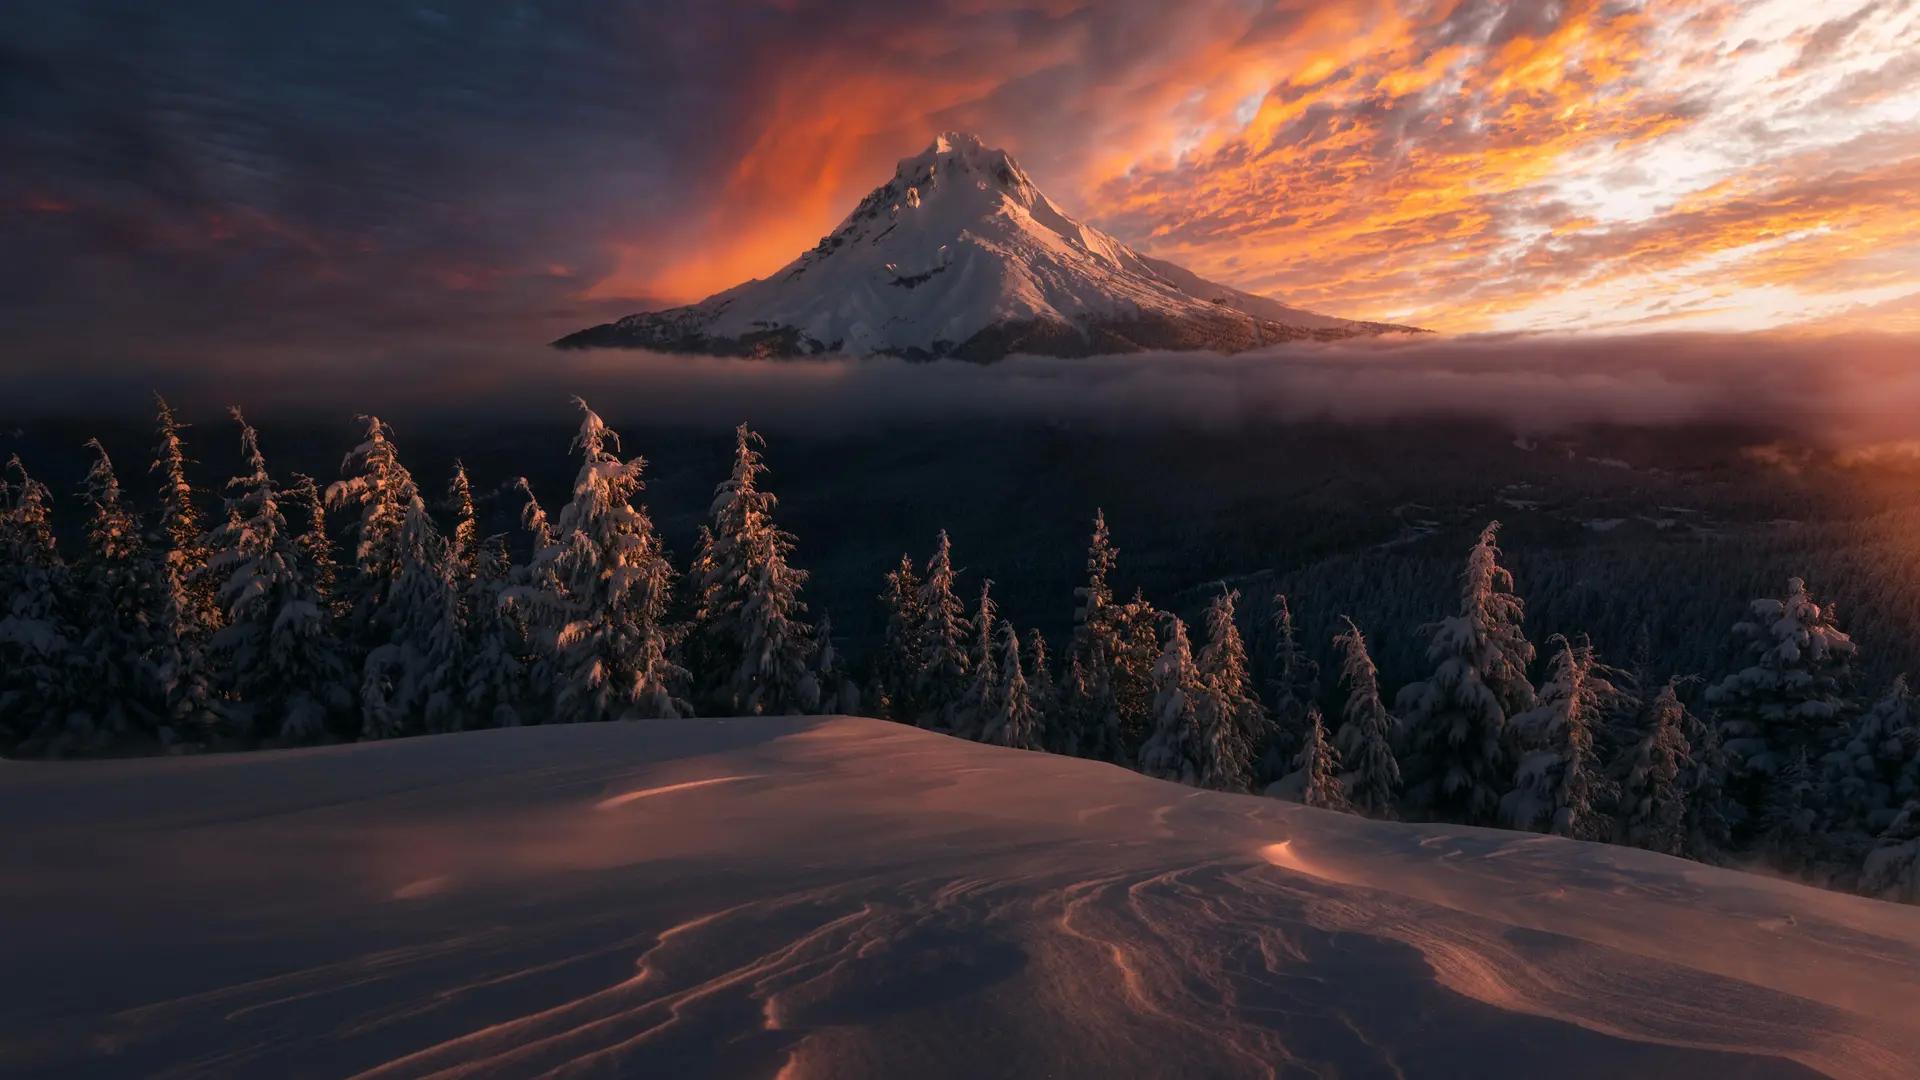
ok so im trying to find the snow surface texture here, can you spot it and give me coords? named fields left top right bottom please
left=557, top=133, right=1422, bottom=360
left=6, top=717, right=1918, bottom=1078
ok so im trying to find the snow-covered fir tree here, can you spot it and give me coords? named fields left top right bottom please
left=1194, top=590, right=1264, bottom=792
left=71, top=439, right=162, bottom=740
left=690, top=424, right=818, bottom=716
left=1397, top=522, right=1536, bottom=825
left=445, top=460, right=480, bottom=574
left=1862, top=799, right=1920, bottom=903
left=812, top=613, right=855, bottom=715
left=1706, top=576, right=1856, bottom=839
left=1331, top=616, right=1400, bottom=817
left=283, top=475, right=339, bottom=620
left=873, top=553, right=926, bottom=722
left=1024, top=628, right=1057, bottom=734
left=327, top=417, right=460, bottom=737
left=1263, top=593, right=1318, bottom=781
left=0, top=455, right=76, bottom=751
left=1502, top=635, right=1624, bottom=841
left=913, top=530, right=971, bottom=729
left=460, top=532, right=527, bottom=727
left=147, top=399, right=220, bottom=741
left=1760, top=747, right=1822, bottom=872
left=509, top=399, right=688, bottom=723
left=1821, top=676, right=1916, bottom=858
left=1139, top=615, right=1204, bottom=784
left=954, top=579, right=999, bottom=739
left=1615, top=679, right=1693, bottom=857
left=1682, top=694, right=1734, bottom=860
left=983, top=619, right=1043, bottom=750
left=1063, top=510, right=1124, bottom=760
left=1284, top=706, right=1349, bottom=811
left=202, top=411, right=347, bottom=742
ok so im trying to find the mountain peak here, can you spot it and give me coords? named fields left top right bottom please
left=557, top=134, right=1424, bottom=360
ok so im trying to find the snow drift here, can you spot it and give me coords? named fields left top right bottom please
left=555, top=133, right=1421, bottom=360
left=5, top=717, right=1917, bottom=1078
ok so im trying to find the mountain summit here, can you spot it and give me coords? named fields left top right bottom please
left=557, top=132, right=1422, bottom=360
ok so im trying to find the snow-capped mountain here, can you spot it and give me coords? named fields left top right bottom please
left=557, top=132, right=1423, bottom=360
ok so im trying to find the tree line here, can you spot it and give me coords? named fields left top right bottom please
left=1, top=397, right=1915, bottom=906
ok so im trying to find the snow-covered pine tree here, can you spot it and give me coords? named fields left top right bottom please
left=0, top=455, right=77, bottom=752
left=1821, top=676, right=1916, bottom=859
left=689, top=424, right=817, bottom=716
left=1681, top=693, right=1734, bottom=860
left=1396, top=522, right=1536, bottom=825
left=1760, top=747, right=1821, bottom=872
left=327, top=417, right=460, bottom=738
left=71, top=439, right=163, bottom=741
left=147, top=400, right=220, bottom=743
left=1024, top=628, right=1057, bottom=734
left=1262, top=593, right=1318, bottom=782
left=201, top=411, right=347, bottom=742
left=914, top=530, right=971, bottom=729
left=1502, top=635, right=1623, bottom=841
left=812, top=612, right=855, bottom=715
left=983, top=619, right=1043, bottom=750
left=1194, top=589, right=1264, bottom=792
left=512, top=399, right=688, bottom=723
left=1862, top=799, right=1920, bottom=903
left=1615, top=679, right=1693, bottom=857
left=1706, top=576, right=1857, bottom=839
left=1063, top=509, right=1125, bottom=760
left=284, top=474, right=339, bottom=619
left=1331, top=616, right=1400, bottom=817
left=460, top=532, right=526, bottom=727
left=1284, top=706, right=1349, bottom=811
left=873, top=553, right=926, bottom=722
left=1139, top=615, right=1204, bottom=784
left=149, top=395, right=219, bottom=632
left=954, top=579, right=999, bottom=739
left=445, top=460, right=480, bottom=575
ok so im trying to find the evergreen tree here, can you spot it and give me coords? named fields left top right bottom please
left=1263, top=593, right=1318, bottom=781
left=1024, top=628, right=1057, bottom=732
left=1285, top=706, right=1349, bottom=811
left=510, top=399, right=688, bottom=723
left=1821, top=676, right=1916, bottom=856
left=983, top=619, right=1042, bottom=750
left=955, top=579, right=999, bottom=738
left=1397, top=522, right=1536, bottom=825
left=690, top=424, right=817, bottom=716
left=1194, top=590, right=1264, bottom=792
left=284, top=475, right=340, bottom=620
left=327, top=417, right=459, bottom=737
left=1681, top=692, right=1734, bottom=860
left=1331, top=616, right=1400, bottom=817
left=1760, top=747, right=1821, bottom=872
left=1139, top=616, right=1204, bottom=784
left=1104, top=589, right=1164, bottom=763
left=1862, top=798, right=1920, bottom=903
left=913, top=530, right=970, bottom=728
left=202, top=411, right=347, bottom=742
left=812, top=612, right=855, bottom=715
left=1707, top=576, right=1857, bottom=839
left=460, top=532, right=526, bottom=727
left=445, top=459, right=480, bottom=574
left=1615, top=679, right=1692, bottom=857
left=1064, top=510, right=1125, bottom=760
left=1502, top=635, right=1623, bottom=841
left=147, top=400, right=220, bottom=743
left=874, top=553, right=926, bottom=722
left=0, top=455, right=77, bottom=751
left=71, top=439, right=163, bottom=740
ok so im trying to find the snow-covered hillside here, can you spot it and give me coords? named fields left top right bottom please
left=6, top=718, right=1917, bottom=1078
left=557, top=133, right=1423, bottom=360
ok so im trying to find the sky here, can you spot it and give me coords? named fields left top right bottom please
left=4, top=0, right=1919, bottom=369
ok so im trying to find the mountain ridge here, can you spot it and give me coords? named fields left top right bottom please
left=557, top=132, right=1425, bottom=360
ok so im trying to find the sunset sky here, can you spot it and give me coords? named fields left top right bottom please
left=4, top=0, right=1918, bottom=361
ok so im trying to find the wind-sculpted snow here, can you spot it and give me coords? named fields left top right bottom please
left=4, top=717, right=1918, bottom=1078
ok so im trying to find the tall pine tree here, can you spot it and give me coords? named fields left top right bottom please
left=1331, top=616, right=1400, bottom=817
left=1502, top=635, right=1623, bottom=841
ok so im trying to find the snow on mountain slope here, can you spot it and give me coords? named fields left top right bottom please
left=5, top=716, right=1917, bottom=1079
left=557, top=133, right=1423, bottom=360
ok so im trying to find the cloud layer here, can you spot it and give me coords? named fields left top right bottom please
left=4, top=1, right=1918, bottom=362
